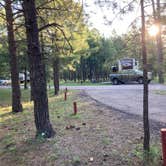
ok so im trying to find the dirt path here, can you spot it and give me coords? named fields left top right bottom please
left=53, top=91, right=163, bottom=166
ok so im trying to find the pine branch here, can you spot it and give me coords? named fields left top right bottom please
left=38, top=22, right=62, bottom=32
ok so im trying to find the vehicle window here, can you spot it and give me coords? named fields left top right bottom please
left=120, top=70, right=129, bottom=74
left=128, top=70, right=135, bottom=74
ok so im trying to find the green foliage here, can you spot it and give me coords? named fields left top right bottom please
left=0, top=0, right=165, bottom=83
left=133, top=144, right=162, bottom=166
left=0, top=43, right=10, bottom=77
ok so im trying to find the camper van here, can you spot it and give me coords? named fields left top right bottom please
left=109, top=58, right=152, bottom=85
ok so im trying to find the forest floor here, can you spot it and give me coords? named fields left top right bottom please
left=0, top=90, right=163, bottom=166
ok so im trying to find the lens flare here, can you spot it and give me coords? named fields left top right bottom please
left=149, top=24, right=159, bottom=36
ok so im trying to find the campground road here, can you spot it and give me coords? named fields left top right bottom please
left=1, top=84, right=166, bottom=123
left=61, top=84, right=166, bottom=123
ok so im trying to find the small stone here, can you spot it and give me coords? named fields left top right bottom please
left=57, top=116, right=60, bottom=119
left=103, top=154, right=109, bottom=158
left=76, top=127, right=80, bottom=131
left=89, top=157, right=94, bottom=162
left=66, top=126, right=70, bottom=130
left=70, top=125, right=75, bottom=129
left=82, top=123, right=86, bottom=126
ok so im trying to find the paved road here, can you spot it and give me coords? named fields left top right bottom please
left=61, top=84, right=166, bottom=123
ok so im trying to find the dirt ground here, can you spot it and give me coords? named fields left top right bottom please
left=0, top=90, right=164, bottom=166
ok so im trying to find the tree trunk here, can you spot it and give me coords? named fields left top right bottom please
left=5, top=0, right=23, bottom=113
left=23, top=0, right=55, bottom=138
left=53, top=57, right=60, bottom=95
left=141, top=0, right=150, bottom=153
left=156, top=0, right=164, bottom=83
left=151, top=0, right=164, bottom=83
left=24, top=67, right=28, bottom=89
left=74, top=72, right=77, bottom=82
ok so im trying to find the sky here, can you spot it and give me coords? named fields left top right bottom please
left=83, top=0, right=141, bottom=37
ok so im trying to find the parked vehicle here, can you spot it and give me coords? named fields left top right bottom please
left=109, top=58, right=152, bottom=85
left=0, top=77, right=11, bottom=86
left=19, top=72, right=30, bottom=83
left=110, top=69, right=152, bottom=85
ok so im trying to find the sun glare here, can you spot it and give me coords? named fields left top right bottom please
left=148, top=24, right=159, bottom=36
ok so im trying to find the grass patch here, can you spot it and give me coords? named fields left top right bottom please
left=47, top=80, right=112, bottom=86
left=0, top=88, right=62, bottom=107
left=132, top=144, right=162, bottom=166
left=0, top=89, right=12, bottom=106
left=153, top=90, right=166, bottom=95
left=0, top=89, right=30, bottom=107
left=102, top=137, right=112, bottom=145
left=0, top=89, right=83, bottom=165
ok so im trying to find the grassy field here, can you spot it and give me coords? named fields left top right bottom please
left=0, top=89, right=30, bottom=107
left=0, top=89, right=79, bottom=165
left=0, top=88, right=58, bottom=107
left=49, top=80, right=112, bottom=86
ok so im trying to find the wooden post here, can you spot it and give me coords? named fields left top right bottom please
left=73, top=102, right=77, bottom=115
left=64, top=92, right=67, bottom=101
left=161, top=129, right=166, bottom=166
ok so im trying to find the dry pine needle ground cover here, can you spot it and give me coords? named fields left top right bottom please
left=0, top=90, right=163, bottom=166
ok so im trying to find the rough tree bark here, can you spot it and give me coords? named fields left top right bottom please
left=5, top=0, right=23, bottom=113
left=156, top=0, right=164, bottom=83
left=22, top=0, right=55, bottom=138
left=151, top=0, right=164, bottom=83
left=141, top=0, right=150, bottom=153
left=53, top=57, right=60, bottom=95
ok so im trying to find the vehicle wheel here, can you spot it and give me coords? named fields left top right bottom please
left=112, top=78, right=119, bottom=85
left=138, top=77, right=143, bottom=84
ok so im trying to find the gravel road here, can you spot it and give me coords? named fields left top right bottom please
left=1, top=84, right=166, bottom=123
left=61, top=84, right=166, bottom=123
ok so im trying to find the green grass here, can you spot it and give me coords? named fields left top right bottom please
left=132, top=144, right=162, bottom=166
left=153, top=90, right=166, bottom=95
left=0, top=89, right=81, bottom=165
left=0, top=89, right=12, bottom=106
left=0, top=89, right=62, bottom=107
left=58, top=80, right=112, bottom=86
left=152, top=75, right=166, bottom=84
left=0, top=89, right=30, bottom=106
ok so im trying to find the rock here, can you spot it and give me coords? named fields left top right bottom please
left=82, top=123, right=86, bottom=126
left=66, top=126, right=70, bottom=130
left=70, top=125, right=75, bottom=129
left=76, top=127, right=80, bottom=131
left=103, top=154, right=109, bottom=158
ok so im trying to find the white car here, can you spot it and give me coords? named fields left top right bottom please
left=0, top=78, right=11, bottom=86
